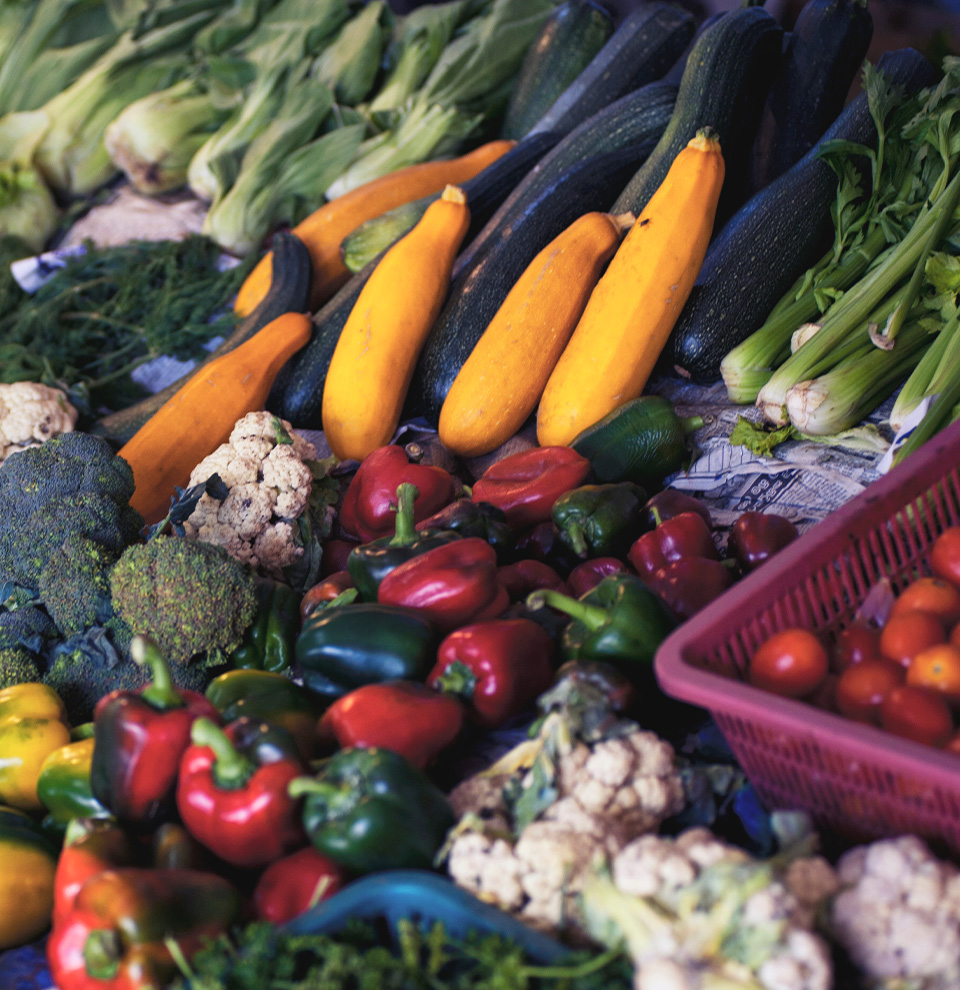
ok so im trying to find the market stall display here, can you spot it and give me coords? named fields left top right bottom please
left=3, top=0, right=960, bottom=988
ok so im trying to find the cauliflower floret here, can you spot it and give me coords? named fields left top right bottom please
left=183, top=411, right=317, bottom=578
left=446, top=831, right=526, bottom=911
left=829, top=835, right=960, bottom=989
left=0, top=382, right=77, bottom=464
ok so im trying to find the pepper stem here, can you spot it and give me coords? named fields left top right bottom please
left=390, top=483, right=420, bottom=545
left=563, top=521, right=589, bottom=558
left=131, top=636, right=184, bottom=711
left=83, top=928, right=122, bottom=981
left=681, top=415, right=704, bottom=435
left=190, top=717, right=256, bottom=790
left=288, top=776, right=353, bottom=811
left=526, top=589, right=611, bottom=631
left=433, top=660, right=478, bottom=700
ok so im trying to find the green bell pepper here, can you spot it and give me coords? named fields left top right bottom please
left=295, top=602, right=438, bottom=700
left=551, top=482, right=647, bottom=559
left=36, top=736, right=110, bottom=831
left=204, top=669, right=321, bottom=763
left=232, top=576, right=301, bottom=673
left=570, top=395, right=703, bottom=485
left=528, top=574, right=677, bottom=669
left=347, top=483, right=460, bottom=601
left=288, top=747, right=455, bottom=874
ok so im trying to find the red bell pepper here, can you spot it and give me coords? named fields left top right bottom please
left=566, top=557, right=631, bottom=598
left=340, top=445, right=461, bottom=542
left=377, top=537, right=509, bottom=632
left=176, top=717, right=305, bottom=868
left=317, top=680, right=466, bottom=769
left=470, top=446, right=592, bottom=529
left=640, top=490, right=712, bottom=531
left=321, top=538, right=359, bottom=576
left=253, top=846, right=346, bottom=924
left=727, top=510, right=799, bottom=572
left=497, top=559, right=570, bottom=602
left=90, top=637, right=220, bottom=829
left=47, top=867, right=239, bottom=990
left=301, top=571, right=356, bottom=619
left=53, top=818, right=138, bottom=925
left=651, top=557, right=736, bottom=620
left=628, top=511, right=719, bottom=582
left=429, top=619, right=555, bottom=729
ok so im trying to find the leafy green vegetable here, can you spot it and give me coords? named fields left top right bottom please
left=0, top=235, right=255, bottom=413
left=169, top=918, right=633, bottom=990
left=729, top=417, right=799, bottom=457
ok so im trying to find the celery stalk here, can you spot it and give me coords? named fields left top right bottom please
left=786, top=318, right=931, bottom=435
left=312, top=0, right=391, bottom=107
left=889, top=314, right=960, bottom=432
left=0, top=159, right=58, bottom=252
left=758, top=166, right=960, bottom=424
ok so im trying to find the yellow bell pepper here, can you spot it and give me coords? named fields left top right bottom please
left=0, top=805, right=57, bottom=949
left=0, top=683, right=71, bottom=811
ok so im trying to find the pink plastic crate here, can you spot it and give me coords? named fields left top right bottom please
left=655, top=417, right=960, bottom=852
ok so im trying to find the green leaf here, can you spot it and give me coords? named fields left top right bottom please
left=729, top=416, right=798, bottom=457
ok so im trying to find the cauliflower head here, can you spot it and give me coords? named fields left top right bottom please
left=0, top=382, right=77, bottom=465
left=446, top=727, right=685, bottom=937
left=182, top=412, right=317, bottom=579
left=829, top=834, right=960, bottom=990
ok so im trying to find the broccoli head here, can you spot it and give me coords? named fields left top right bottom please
left=0, top=603, right=59, bottom=653
left=38, top=534, right=119, bottom=637
left=110, top=536, right=258, bottom=666
left=0, top=431, right=143, bottom=588
left=42, top=625, right=214, bottom=724
left=0, top=646, right=42, bottom=689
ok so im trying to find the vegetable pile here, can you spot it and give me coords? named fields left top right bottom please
left=4, top=1, right=960, bottom=989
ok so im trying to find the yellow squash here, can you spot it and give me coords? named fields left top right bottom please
left=120, top=311, right=312, bottom=525
left=234, top=140, right=513, bottom=317
left=438, top=211, right=633, bottom=457
left=537, top=128, right=725, bottom=447
left=322, top=185, right=471, bottom=462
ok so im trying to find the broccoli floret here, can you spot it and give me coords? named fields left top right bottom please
left=42, top=626, right=213, bottom=724
left=0, top=603, right=59, bottom=653
left=110, top=536, right=258, bottom=666
left=38, top=534, right=119, bottom=637
left=0, top=646, right=42, bottom=689
left=0, top=432, right=143, bottom=588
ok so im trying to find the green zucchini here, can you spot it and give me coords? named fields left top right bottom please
left=340, top=130, right=560, bottom=274
left=612, top=6, right=783, bottom=226
left=407, top=142, right=658, bottom=427
left=92, top=231, right=313, bottom=445
left=669, top=46, right=939, bottom=384
left=529, top=2, right=694, bottom=137
left=500, top=0, right=614, bottom=141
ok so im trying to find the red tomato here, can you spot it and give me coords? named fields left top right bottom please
left=748, top=629, right=829, bottom=699
left=835, top=659, right=904, bottom=723
left=832, top=623, right=882, bottom=672
left=889, top=577, right=960, bottom=627
left=879, top=609, right=945, bottom=667
left=931, top=527, right=960, bottom=588
left=905, top=643, right=960, bottom=704
left=880, top=685, right=954, bottom=747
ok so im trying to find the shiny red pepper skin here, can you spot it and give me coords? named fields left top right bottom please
left=176, top=718, right=305, bottom=868
left=301, top=571, right=356, bottom=619
left=90, top=641, right=221, bottom=829
left=317, top=680, right=466, bottom=769
left=567, top=557, right=631, bottom=598
left=497, top=559, right=570, bottom=601
left=470, top=446, right=592, bottom=529
left=429, top=619, right=555, bottom=729
left=377, top=537, right=509, bottom=632
left=253, top=846, right=346, bottom=924
left=53, top=819, right=138, bottom=925
left=340, top=445, right=460, bottom=542
left=652, top=557, right=736, bottom=620
left=628, top=511, right=719, bottom=581
left=640, top=490, right=712, bottom=531
left=727, top=511, right=799, bottom=572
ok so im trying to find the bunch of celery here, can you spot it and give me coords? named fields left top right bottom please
left=721, top=58, right=960, bottom=438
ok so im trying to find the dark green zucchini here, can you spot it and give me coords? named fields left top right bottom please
left=407, top=142, right=658, bottom=426
left=340, top=130, right=560, bottom=274
left=92, top=231, right=312, bottom=445
left=669, top=47, right=938, bottom=384
left=750, top=0, right=873, bottom=192
left=612, top=6, right=784, bottom=227
left=662, top=11, right=725, bottom=87
left=455, top=79, right=677, bottom=279
left=271, top=249, right=385, bottom=430
left=528, top=2, right=693, bottom=138
left=501, top=0, right=614, bottom=140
